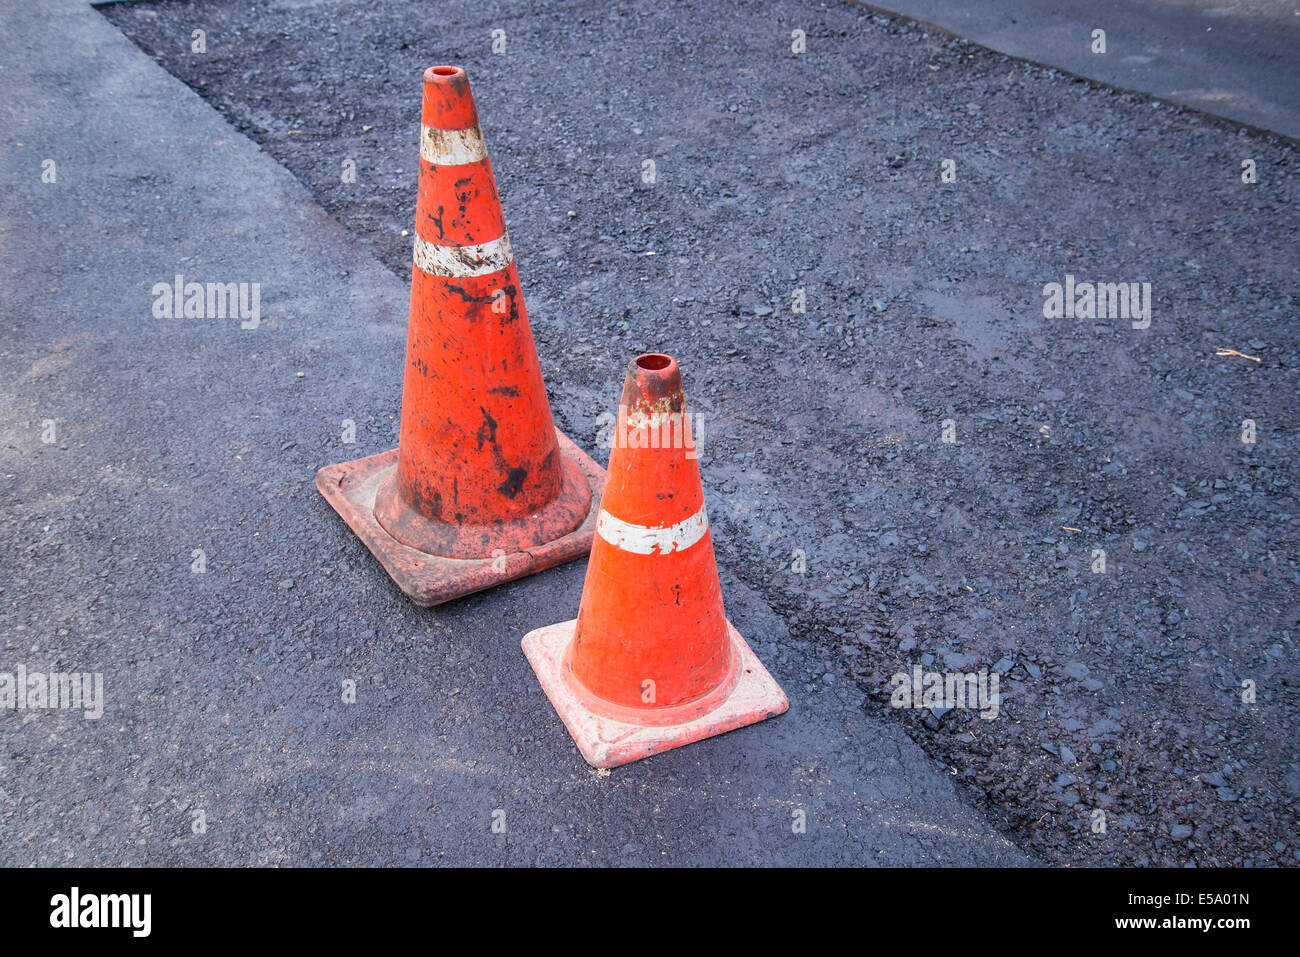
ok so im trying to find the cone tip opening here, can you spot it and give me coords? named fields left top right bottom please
left=424, top=65, right=465, bottom=83
left=624, top=353, right=684, bottom=408
left=634, top=353, right=675, bottom=372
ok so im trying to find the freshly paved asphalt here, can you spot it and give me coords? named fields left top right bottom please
left=0, top=0, right=1028, bottom=865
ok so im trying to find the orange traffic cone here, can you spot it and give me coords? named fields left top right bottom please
left=315, top=66, right=603, bottom=606
left=522, top=354, right=788, bottom=767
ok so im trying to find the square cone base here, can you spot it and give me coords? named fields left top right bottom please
left=522, top=619, right=789, bottom=768
left=315, top=429, right=605, bottom=607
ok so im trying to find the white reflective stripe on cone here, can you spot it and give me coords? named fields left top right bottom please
left=596, top=506, right=709, bottom=555
left=420, top=124, right=489, bottom=166
left=412, top=233, right=514, bottom=278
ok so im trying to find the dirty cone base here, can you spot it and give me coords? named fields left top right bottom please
left=316, top=429, right=604, bottom=606
left=522, top=618, right=789, bottom=768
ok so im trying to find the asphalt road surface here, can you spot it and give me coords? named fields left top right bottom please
left=861, top=0, right=1300, bottom=140
left=3, top=0, right=1297, bottom=867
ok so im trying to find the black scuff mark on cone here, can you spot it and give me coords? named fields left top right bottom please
left=501, top=284, right=521, bottom=323
left=498, top=466, right=527, bottom=499
left=446, top=283, right=496, bottom=304
left=475, top=406, right=498, bottom=450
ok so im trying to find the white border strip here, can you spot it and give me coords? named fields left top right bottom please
left=420, top=124, right=488, bottom=166
left=413, top=233, right=514, bottom=278
left=596, top=506, right=709, bottom=555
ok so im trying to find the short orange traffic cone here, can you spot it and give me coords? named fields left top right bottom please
left=522, top=354, right=788, bottom=767
left=316, top=66, right=603, bottom=606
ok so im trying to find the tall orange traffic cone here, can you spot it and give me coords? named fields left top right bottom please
left=315, top=66, right=603, bottom=606
left=522, top=354, right=788, bottom=767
